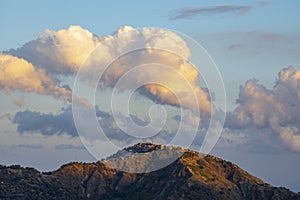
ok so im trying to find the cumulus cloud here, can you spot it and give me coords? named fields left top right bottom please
left=6, top=26, right=100, bottom=75
left=3, top=25, right=212, bottom=149
left=84, top=26, right=211, bottom=113
left=226, top=66, right=300, bottom=152
left=0, top=54, right=74, bottom=103
left=100, top=55, right=211, bottom=113
left=5, top=25, right=211, bottom=113
left=169, top=5, right=252, bottom=20
left=4, top=25, right=300, bottom=153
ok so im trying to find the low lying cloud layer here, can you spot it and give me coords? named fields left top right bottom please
left=13, top=107, right=77, bottom=136
left=12, top=106, right=186, bottom=146
left=13, top=106, right=112, bottom=137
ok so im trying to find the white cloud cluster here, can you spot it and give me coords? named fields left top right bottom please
left=227, top=66, right=300, bottom=151
left=3, top=25, right=211, bottom=113
left=83, top=26, right=211, bottom=113
left=0, top=54, right=73, bottom=102
left=3, top=25, right=300, bottom=153
left=7, top=26, right=100, bottom=75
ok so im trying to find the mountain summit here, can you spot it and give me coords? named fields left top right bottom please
left=0, top=143, right=299, bottom=200
left=124, top=142, right=166, bottom=153
left=103, top=142, right=186, bottom=173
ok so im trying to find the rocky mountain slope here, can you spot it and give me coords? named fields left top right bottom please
left=0, top=143, right=299, bottom=200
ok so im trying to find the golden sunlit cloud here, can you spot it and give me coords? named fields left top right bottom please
left=0, top=54, right=73, bottom=102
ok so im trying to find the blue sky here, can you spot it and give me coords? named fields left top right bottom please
left=1, top=0, right=299, bottom=49
left=1, top=0, right=300, bottom=192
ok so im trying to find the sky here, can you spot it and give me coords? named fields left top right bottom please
left=1, top=0, right=300, bottom=192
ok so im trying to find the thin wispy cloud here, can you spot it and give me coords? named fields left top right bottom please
left=169, top=5, right=252, bottom=20
left=0, top=114, right=11, bottom=120
left=9, top=144, right=43, bottom=149
left=13, top=96, right=25, bottom=107
left=256, top=1, right=269, bottom=7
left=221, top=31, right=286, bottom=55
left=226, top=31, right=283, bottom=41
left=55, top=144, right=84, bottom=150
left=224, top=44, right=244, bottom=51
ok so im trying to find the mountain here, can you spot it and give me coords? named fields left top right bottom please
left=0, top=143, right=299, bottom=200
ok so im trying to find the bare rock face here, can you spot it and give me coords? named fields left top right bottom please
left=124, top=142, right=163, bottom=153
left=103, top=142, right=186, bottom=173
left=0, top=143, right=299, bottom=200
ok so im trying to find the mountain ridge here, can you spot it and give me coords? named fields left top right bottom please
left=0, top=143, right=299, bottom=200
